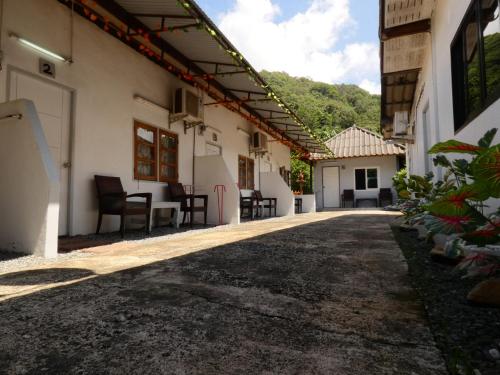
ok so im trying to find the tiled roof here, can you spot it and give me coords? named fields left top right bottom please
left=317, top=125, right=406, bottom=159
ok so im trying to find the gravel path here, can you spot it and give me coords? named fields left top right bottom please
left=0, top=212, right=446, bottom=374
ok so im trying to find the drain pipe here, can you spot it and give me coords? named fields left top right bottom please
left=192, top=123, right=196, bottom=192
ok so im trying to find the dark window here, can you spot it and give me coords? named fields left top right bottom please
left=134, top=121, right=158, bottom=181
left=159, top=129, right=178, bottom=183
left=355, top=169, right=366, bottom=190
left=355, top=168, right=378, bottom=190
left=451, top=0, right=500, bottom=131
left=238, top=155, right=254, bottom=190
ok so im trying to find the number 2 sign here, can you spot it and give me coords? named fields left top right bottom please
left=39, top=58, right=55, bottom=78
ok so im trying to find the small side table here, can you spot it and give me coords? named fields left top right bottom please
left=149, top=201, right=182, bottom=232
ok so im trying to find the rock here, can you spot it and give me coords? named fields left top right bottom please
left=467, top=279, right=500, bottom=307
left=414, top=224, right=428, bottom=240
left=430, top=247, right=445, bottom=257
left=489, top=348, right=500, bottom=360
left=432, top=233, right=457, bottom=251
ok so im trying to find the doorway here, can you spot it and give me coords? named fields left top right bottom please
left=322, top=166, right=340, bottom=208
left=9, top=70, right=73, bottom=236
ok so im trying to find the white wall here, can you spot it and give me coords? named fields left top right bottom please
left=260, top=172, right=295, bottom=217
left=0, top=0, right=292, bottom=237
left=194, top=155, right=240, bottom=225
left=314, top=156, right=399, bottom=210
left=0, top=100, right=59, bottom=257
left=407, top=0, right=500, bottom=176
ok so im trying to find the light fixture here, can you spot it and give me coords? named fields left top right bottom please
left=133, top=95, right=169, bottom=114
left=9, top=32, right=71, bottom=62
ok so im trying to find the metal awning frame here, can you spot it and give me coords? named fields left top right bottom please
left=58, top=0, right=331, bottom=157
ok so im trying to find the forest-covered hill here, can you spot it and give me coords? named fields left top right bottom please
left=260, top=71, right=382, bottom=193
left=260, top=71, right=381, bottom=141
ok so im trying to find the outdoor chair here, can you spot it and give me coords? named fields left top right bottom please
left=94, top=175, right=152, bottom=238
left=167, top=182, right=208, bottom=226
left=240, top=191, right=259, bottom=220
left=295, top=197, right=303, bottom=213
left=341, top=189, right=355, bottom=208
left=254, top=190, right=277, bottom=217
left=378, top=188, right=393, bottom=207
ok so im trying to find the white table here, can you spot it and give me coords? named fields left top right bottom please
left=149, top=201, right=182, bottom=232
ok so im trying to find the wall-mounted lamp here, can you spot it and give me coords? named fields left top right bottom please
left=237, top=127, right=250, bottom=137
left=341, top=165, right=346, bottom=170
left=9, top=32, right=71, bottom=63
left=133, top=95, right=169, bottom=114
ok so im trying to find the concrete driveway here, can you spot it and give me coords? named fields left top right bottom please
left=0, top=211, right=446, bottom=375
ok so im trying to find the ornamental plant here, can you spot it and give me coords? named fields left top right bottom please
left=423, top=128, right=500, bottom=248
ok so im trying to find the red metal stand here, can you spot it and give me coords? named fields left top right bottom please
left=214, top=185, right=226, bottom=226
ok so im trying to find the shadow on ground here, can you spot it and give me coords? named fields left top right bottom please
left=0, top=214, right=446, bottom=375
left=0, top=268, right=95, bottom=286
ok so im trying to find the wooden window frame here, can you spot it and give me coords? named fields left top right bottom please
left=451, top=0, right=500, bottom=132
left=159, top=129, right=179, bottom=183
left=134, top=121, right=158, bottom=181
left=238, top=155, right=255, bottom=190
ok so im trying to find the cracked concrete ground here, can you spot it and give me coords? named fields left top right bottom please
left=0, top=211, right=447, bottom=375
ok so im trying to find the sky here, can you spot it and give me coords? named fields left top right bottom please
left=195, top=0, right=381, bottom=94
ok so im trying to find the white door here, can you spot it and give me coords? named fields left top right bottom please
left=323, top=167, right=340, bottom=208
left=10, top=71, right=72, bottom=236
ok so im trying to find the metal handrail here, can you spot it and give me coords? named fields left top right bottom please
left=0, top=114, right=22, bottom=122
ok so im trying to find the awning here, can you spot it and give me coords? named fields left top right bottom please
left=59, top=0, right=331, bottom=157
left=379, top=0, right=435, bottom=138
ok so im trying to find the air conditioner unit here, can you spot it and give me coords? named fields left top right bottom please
left=251, top=132, right=268, bottom=152
left=393, top=111, right=409, bottom=136
left=172, top=88, right=203, bottom=122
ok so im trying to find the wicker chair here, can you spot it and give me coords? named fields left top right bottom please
left=167, top=182, right=208, bottom=226
left=341, top=189, right=355, bottom=208
left=254, top=190, right=277, bottom=217
left=378, top=188, right=393, bottom=207
left=94, top=175, right=152, bottom=238
left=240, top=191, right=259, bottom=219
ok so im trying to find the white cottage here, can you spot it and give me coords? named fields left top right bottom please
left=0, top=0, right=327, bottom=258
left=313, top=125, right=406, bottom=210
left=379, top=0, right=500, bottom=182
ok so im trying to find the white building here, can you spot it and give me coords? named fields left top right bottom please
left=313, top=125, right=405, bottom=210
left=379, top=0, right=500, bottom=178
left=0, top=0, right=327, bottom=258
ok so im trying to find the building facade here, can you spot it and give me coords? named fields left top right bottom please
left=379, top=0, right=500, bottom=179
left=0, top=0, right=326, bottom=257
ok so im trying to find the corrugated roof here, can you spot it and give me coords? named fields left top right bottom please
left=320, top=125, right=406, bottom=159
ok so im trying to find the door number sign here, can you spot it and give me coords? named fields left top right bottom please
left=39, top=58, right=55, bottom=78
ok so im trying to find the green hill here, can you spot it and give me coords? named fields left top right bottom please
left=260, top=71, right=381, bottom=193
left=261, top=71, right=381, bottom=141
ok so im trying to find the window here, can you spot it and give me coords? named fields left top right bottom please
left=451, top=0, right=500, bottom=131
left=238, top=155, right=254, bottom=189
left=159, top=129, right=178, bottom=183
left=134, top=122, right=158, bottom=181
left=355, top=168, right=378, bottom=190
left=134, top=121, right=179, bottom=182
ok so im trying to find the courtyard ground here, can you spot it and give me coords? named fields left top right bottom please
left=0, top=211, right=447, bottom=374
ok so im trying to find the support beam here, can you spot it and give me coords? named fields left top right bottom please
left=131, top=13, right=195, bottom=19
left=381, top=19, right=431, bottom=40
